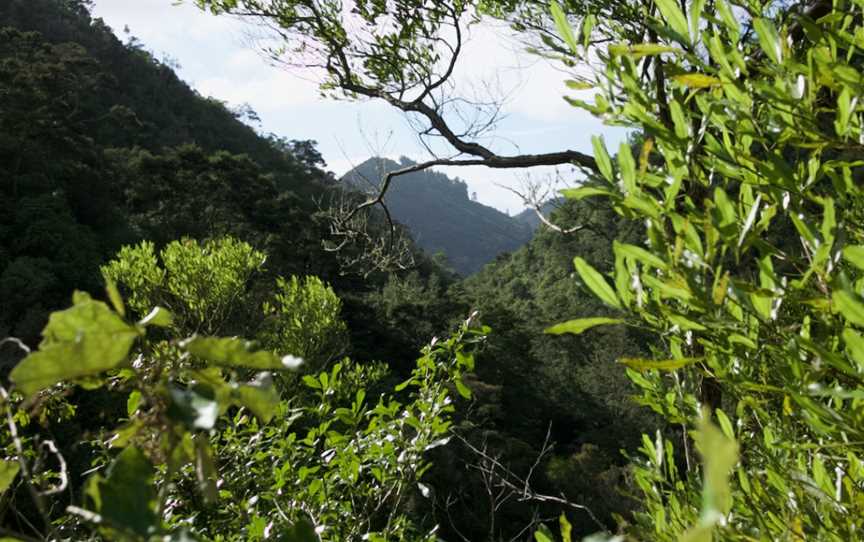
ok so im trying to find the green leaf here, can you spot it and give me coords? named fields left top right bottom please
left=573, top=257, right=622, bottom=309
left=126, top=391, right=142, bottom=417
left=617, top=43, right=679, bottom=58
left=559, top=186, right=616, bottom=200
left=564, top=79, right=593, bottom=90
left=619, top=357, right=701, bottom=371
left=550, top=2, right=579, bottom=54
left=545, top=317, right=623, bottom=335
left=592, top=136, right=614, bottom=183
left=10, top=294, right=138, bottom=396
left=85, top=447, right=158, bottom=538
left=672, top=73, right=722, bottom=88
left=454, top=376, right=472, bottom=399
left=105, top=279, right=125, bottom=318
left=0, top=460, right=20, bottom=493
left=614, top=241, right=668, bottom=269
left=559, top=513, right=573, bottom=542
left=843, top=328, right=864, bottom=370
left=833, top=290, right=864, bottom=327
left=183, top=336, right=303, bottom=370
left=618, top=142, right=636, bottom=194
left=689, top=0, right=707, bottom=42
left=753, top=18, right=781, bottom=63
left=667, top=313, right=707, bottom=331
left=655, top=0, right=690, bottom=42
left=138, top=306, right=173, bottom=327
left=843, top=245, right=864, bottom=269
left=233, top=373, right=280, bottom=423
left=715, top=0, right=738, bottom=34
left=693, top=415, right=739, bottom=516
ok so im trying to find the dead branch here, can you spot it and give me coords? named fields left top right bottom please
left=454, top=425, right=611, bottom=536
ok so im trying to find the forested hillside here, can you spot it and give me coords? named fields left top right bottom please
left=344, top=158, right=534, bottom=275
left=0, top=0, right=331, bottom=344
left=4, top=0, right=864, bottom=541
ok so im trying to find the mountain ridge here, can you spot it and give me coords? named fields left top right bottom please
left=343, top=157, right=534, bottom=275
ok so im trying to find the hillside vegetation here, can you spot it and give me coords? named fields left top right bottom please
left=344, top=157, right=534, bottom=275
left=3, top=0, right=864, bottom=541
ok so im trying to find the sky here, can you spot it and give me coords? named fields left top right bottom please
left=89, top=0, right=625, bottom=213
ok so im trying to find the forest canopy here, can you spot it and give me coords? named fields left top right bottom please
left=3, top=0, right=864, bottom=541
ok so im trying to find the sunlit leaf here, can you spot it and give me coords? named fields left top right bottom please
left=842, top=245, right=864, bottom=269
left=545, top=317, right=623, bottom=335
left=614, top=241, right=668, bottom=269
left=550, top=1, right=578, bottom=54
left=573, top=257, right=621, bottom=309
left=10, top=293, right=138, bottom=396
left=233, top=373, right=280, bottom=423
left=559, top=186, right=616, bottom=200
left=126, top=390, right=142, bottom=417
left=619, top=357, right=701, bottom=371
left=753, top=18, right=781, bottom=63
left=183, top=336, right=303, bottom=370
left=105, top=279, right=125, bottom=318
left=672, top=73, right=722, bottom=88
left=655, top=0, right=690, bottom=41
left=693, top=414, right=739, bottom=516
left=833, top=290, right=864, bottom=326
left=592, top=136, right=614, bottom=183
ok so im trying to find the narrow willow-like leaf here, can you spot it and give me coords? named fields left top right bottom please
left=833, top=290, right=864, bottom=327
left=843, top=328, right=864, bottom=370
left=564, top=79, right=593, bottom=90
left=105, top=279, right=125, bottom=318
left=591, top=135, right=614, bottom=183
left=842, top=245, right=864, bottom=269
left=614, top=241, right=668, bottom=269
left=618, top=142, right=636, bottom=194
left=550, top=1, right=578, bottom=54
left=689, top=0, right=707, bottom=42
left=753, top=18, right=781, bottom=63
left=693, top=416, right=739, bottom=516
left=672, top=73, right=722, bottom=88
left=619, top=357, right=701, bottom=371
left=559, top=186, right=615, bottom=200
left=545, top=317, right=623, bottom=335
left=655, top=0, right=690, bottom=41
left=573, top=257, right=622, bottom=309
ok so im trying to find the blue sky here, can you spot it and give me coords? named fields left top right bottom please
left=90, top=0, right=625, bottom=213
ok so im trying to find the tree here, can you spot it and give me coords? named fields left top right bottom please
left=193, top=0, right=599, bottom=245
left=0, top=236, right=485, bottom=541
left=543, top=0, right=864, bottom=539
left=196, top=0, right=864, bottom=538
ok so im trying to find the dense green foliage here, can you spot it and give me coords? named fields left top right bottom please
left=7, top=0, right=864, bottom=541
left=0, top=237, right=483, bottom=540
left=344, top=158, right=533, bottom=275
left=546, top=0, right=864, bottom=538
